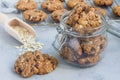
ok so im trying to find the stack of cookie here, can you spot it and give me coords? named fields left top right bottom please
left=66, top=2, right=105, bottom=35
left=14, top=50, right=58, bottom=78
left=60, top=32, right=106, bottom=66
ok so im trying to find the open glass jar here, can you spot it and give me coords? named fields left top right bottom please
left=53, top=11, right=107, bottom=67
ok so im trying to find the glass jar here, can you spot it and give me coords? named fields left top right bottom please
left=53, top=11, right=107, bottom=67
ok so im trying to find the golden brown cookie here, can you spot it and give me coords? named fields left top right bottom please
left=23, top=9, right=47, bottom=22
left=78, top=55, right=100, bottom=65
left=14, top=50, right=58, bottom=77
left=66, top=0, right=84, bottom=9
left=89, top=6, right=107, bottom=16
left=61, top=45, right=82, bottom=62
left=14, top=51, right=43, bottom=77
left=60, top=37, right=83, bottom=62
left=93, top=0, right=113, bottom=6
left=41, top=0, right=64, bottom=12
left=51, top=9, right=67, bottom=22
left=66, top=2, right=89, bottom=26
left=67, top=10, right=102, bottom=35
left=81, top=35, right=106, bottom=56
left=112, top=6, right=120, bottom=16
left=37, top=54, right=58, bottom=75
left=16, top=0, right=37, bottom=11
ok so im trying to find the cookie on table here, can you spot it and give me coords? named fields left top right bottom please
left=78, top=55, right=100, bottom=65
left=41, top=0, right=64, bottom=12
left=93, top=0, right=114, bottom=6
left=66, top=0, right=84, bottom=9
left=23, top=9, right=47, bottom=22
left=14, top=51, right=43, bottom=77
left=51, top=9, right=67, bottom=22
left=89, top=6, right=107, bottom=16
left=16, top=0, right=37, bottom=11
left=112, top=6, right=120, bottom=16
left=37, top=54, right=58, bottom=75
left=14, top=50, right=58, bottom=77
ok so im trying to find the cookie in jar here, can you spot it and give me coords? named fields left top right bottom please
left=53, top=6, right=107, bottom=67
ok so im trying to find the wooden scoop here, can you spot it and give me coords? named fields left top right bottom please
left=0, top=13, right=36, bottom=44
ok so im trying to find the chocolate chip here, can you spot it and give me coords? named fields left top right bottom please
left=18, top=68, right=22, bottom=74
left=100, top=44, right=103, bottom=49
left=39, top=14, right=43, bottom=17
left=91, top=47, right=96, bottom=52
left=36, top=55, right=40, bottom=59
left=80, top=52, right=88, bottom=58
left=35, top=63, right=39, bottom=67
left=31, top=68, right=34, bottom=72
left=26, top=59, right=29, bottom=62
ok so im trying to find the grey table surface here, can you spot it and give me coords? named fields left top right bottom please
left=0, top=0, right=120, bottom=80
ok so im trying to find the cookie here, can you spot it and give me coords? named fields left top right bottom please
left=14, top=51, right=43, bottom=77
left=67, top=11, right=102, bottom=35
left=93, top=0, right=113, bottom=6
left=80, top=35, right=106, bottom=56
left=14, top=50, right=58, bottom=77
left=37, top=54, right=58, bottom=75
left=16, top=0, right=37, bottom=11
left=23, top=9, right=47, bottom=22
left=78, top=55, right=100, bottom=65
left=51, top=9, right=67, bottom=22
left=60, top=37, right=82, bottom=62
left=112, top=6, right=120, bottom=16
left=89, top=6, right=107, bottom=16
left=41, top=0, right=64, bottom=12
left=66, top=2, right=89, bottom=26
left=66, top=0, right=84, bottom=9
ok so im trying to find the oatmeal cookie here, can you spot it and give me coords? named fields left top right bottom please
left=60, top=37, right=82, bottom=62
left=37, top=54, right=58, bottom=75
left=78, top=55, right=100, bottom=65
left=66, top=2, right=89, bottom=26
left=80, top=35, right=106, bottom=56
left=68, top=11, right=102, bottom=35
left=23, top=9, right=47, bottom=22
left=51, top=9, right=67, bottom=22
left=16, top=0, right=37, bottom=11
left=14, top=51, right=43, bottom=77
left=41, top=0, right=64, bottom=12
left=89, top=6, right=107, bottom=16
left=66, top=0, right=84, bottom=9
left=14, top=50, right=58, bottom=77
left=112, top=6, right=120, bottom=16
left=93, top=0, right=113, bottom=6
